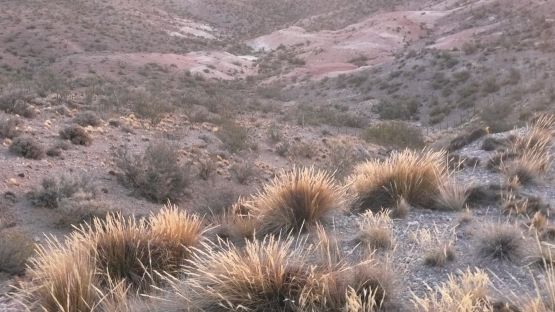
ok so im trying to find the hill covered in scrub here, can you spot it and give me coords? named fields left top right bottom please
left=0, top=0, right=554, bottom=311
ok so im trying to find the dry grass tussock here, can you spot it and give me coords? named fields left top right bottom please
left=14, top=206, right=204, bottom=311
left=162, top=234, right=396, bottom=312
left=247, top=167, right=346, bottom=235
left=413, top=228, right=455, bottom=267
left=476, top=223, right=524, bottom=261
left=412, top=269, right=492, bottom=311
left=500, top=115, right=554, bottom=184
left=354, top=211, right=394, bottom=252
left=349, top=149, right=450, bottom=213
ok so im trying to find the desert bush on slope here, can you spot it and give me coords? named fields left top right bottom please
left=115, top=142, right=191, bottom=203
left=59, top=124, right=93, bottom=146
left=9, top=136, right=45, bottom=159
left=363, top=121, right=425, bottom=150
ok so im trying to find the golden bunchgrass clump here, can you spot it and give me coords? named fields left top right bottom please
left=15, top=207, right=204, bottom=311
left=412, top=269, right=492, bottom=311
left=349, top=149, right=448, bottom=213
left=354, top=211, right=394, bottom=252
left=163, top=234, right=396, bottom=312
left=175, top=237, right=322, bottom=311
left=501, top=116, right=554, bottom=184
left=247, top=167, right=346, bottom=235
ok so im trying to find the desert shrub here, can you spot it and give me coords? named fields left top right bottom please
left=28, top=175, right=94, bottom=209
left=322, top=139, right=358, bottom=181
left=363, top=121, right=425, bottom=149
left=290, top=141, right=316, bottom=159
left=373, top=98, right=419, bottom=120
left=349, top=150, right=447, bottom=213
left=130, top=90, right=173, bottom=124
left=247, top=167, right=346, bottom=235
left=447, top=128, right=489, bottom=152
left=9, top=136, right=45, bottom=159
left=0, top=88, right=36, bottom=118
left=480, top=102, right=514, bottom=133
left=59, top=124, right=93, bottom=146
left=476, top=223, right=524, bottom=261
left=0, top=230, right=35, bottom=274
left=197, top=157, right=217, bottom=180
left=115, top=142, right=191, bottom=203
left=0, top=116, right=21, bottom=138
left=73, top=111, right=101, bottom=127
left=216, top=119, right=250, bottom=153
left=230, top=161, right=257, bottom=185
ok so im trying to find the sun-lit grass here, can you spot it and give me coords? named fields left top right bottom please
left=349, top=149, right=448, bottom=213
left=248, top=167, right=346, bottom=235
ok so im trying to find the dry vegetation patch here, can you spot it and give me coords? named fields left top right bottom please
left=247, top=167, right=346, bottom=235
left=349, top=150, right=449, bottom=214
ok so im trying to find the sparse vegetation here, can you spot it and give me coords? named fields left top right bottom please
left=0, top=116, right=21, bottom=139
left=115, top=142, right=191, bottom=203
left=216, top=119, right=251, bottom=153
left=0, top=231, right=35, bottom=275
left=59, top=124, right=93, bottom=146
left=363, top=121, right=425, bottom=149
left=73, top=111, right=101, bottom=127
left=476, top=223, right=524, bottom=261
left=9, top=136, right=45, bottom=159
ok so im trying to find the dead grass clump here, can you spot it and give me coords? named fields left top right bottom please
left=476, top=223, right=524, bottom=261
left=354, top=211, right=393, bottom=252
left=9, top=136, right=45, bottom=159
left=434, top=179, right=468, bottom=211
left=248, top=167, right=346, bottom=235
left=0, top=116, right=21, bottom=139
left=216, top=119, right=250, bottom=153
left=115, top=143, right=191, bottom=203
left=498, top=118, right=553, bottom=184
left=349, top=150, right=447, bottom=213
left=503, top=147, right=551, bottom=185
left=0, top=230, right=35, bottom=275
left=86, top=209, right=203, bottom=290
left=412, top=269, right=493, bottom=311
left=149, top=205, right=203, bottom=269
left=59, top=124, right=93, bottom=146
left=178, top=237, right=319, bottom=311
left=340, top=263, right=396, bottom=311
left=502, top=192, right=550, bottom=217
left=17, top=237, right=100, bottom=312
left=16, top=209, right=204, bottom=310
left=73, top=111, right=101, bottom=127
left=424, top=243, right=455, bottom=267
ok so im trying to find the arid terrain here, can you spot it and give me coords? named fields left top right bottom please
left=0, top=0, right=555, bottom=311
